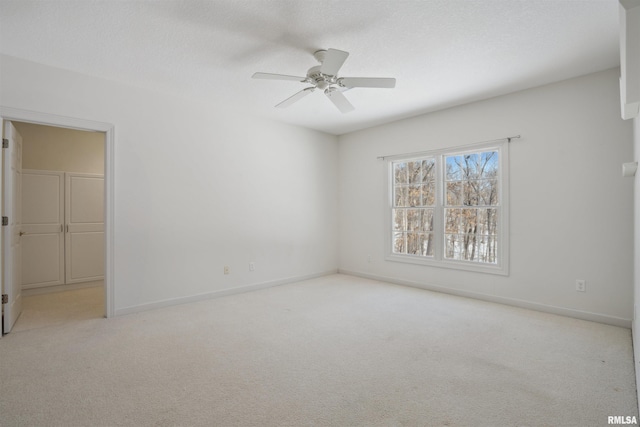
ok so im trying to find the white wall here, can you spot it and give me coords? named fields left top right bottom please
left=338, top=68, right=634, bottom=326
left=0, top=54, right=338, bottom=314
left=15, top=122, right=104, bottom=174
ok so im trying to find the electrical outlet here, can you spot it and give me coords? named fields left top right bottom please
left=224, top=266, right=230, bottom=275
left=575, top=279, right=586, bottom=292
left=249, top=262, right=255, bottom=271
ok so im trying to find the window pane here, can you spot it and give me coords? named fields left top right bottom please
left=421, top=209, right=434, bottom=232
left=420, top=233, right=434, bottom=257
left=445, top=181, right=461, bottom=206
left=447, top=180, right=499, bottom=207
left=477, top=208, right=498, bottom=235
left=478, top=179, right=499, bottom=205
left=482, top=152, right=499, bottom=178
left=407, top=233, right=434, bottom=256
left=405, top=208, right=435, bottom=233
left=407, top=209, right=423, bottom=232
left=393, top=232, right=406, bottom=254
left=445, top=181, right=456, bottom=206
left=444, top=234, right=462, bottom=260
left=446, top=151, right=498, bottom=182
left=407, top=233, right=420, bottom=255
left=463, top=182, right=479, bottom=206
left=445, top=233, right=497, bottom=264
left=394, top=186, right=408, bottom=207
left=485, top=236, right=498, bottom=263
left=445, top=208, right=458, bottom=234
left=408, top=185, right=421, bottom=207
left=394, top=162, right=407, bottom=185
left=392, top=209, right=406, bottom=232
left=445, top=208, right=497, bottom=235
left=422, top=159, right=435, bottom=182
left=408, top=161, right=422, bottom=184
left=446, top=156, right=463, bottom=181
left=421, top=183, right=435, bottom=206
left=445, top=208, right=478, bottom=234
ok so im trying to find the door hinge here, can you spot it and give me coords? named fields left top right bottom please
left=1, top=294, right=7, bottom=304
left=2, top=138, right=8, bottom=149
left=1, top=216, right=7, bottom=226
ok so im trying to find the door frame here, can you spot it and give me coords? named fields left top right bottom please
left=0, top=106, right=115, bottom=318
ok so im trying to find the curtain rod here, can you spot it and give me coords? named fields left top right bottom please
left=376, top=135, right=521, bottom=161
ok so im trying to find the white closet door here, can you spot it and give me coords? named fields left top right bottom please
left=21, top=170, right=65, bottom=289
left=65, top=173, right=104, bottom=284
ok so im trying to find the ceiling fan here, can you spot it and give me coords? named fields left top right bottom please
left=252, top=48, right=396, bottom=113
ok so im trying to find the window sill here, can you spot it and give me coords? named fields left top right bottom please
left=385, top=253, right=509, bottom=276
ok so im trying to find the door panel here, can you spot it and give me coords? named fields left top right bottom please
left=65, top=173, right=104, bottom=284
left=21, top=170, right=64, bottom=289
left=22, top=234, right=63, bottom=287
left=69, top=177, right=103, bottom=223
left=3, top=122, right=23, bottom=333
left=68, top=232, right=104, bottom=281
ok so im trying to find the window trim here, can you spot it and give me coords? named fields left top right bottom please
left=384, top=140, right=509, bottom=276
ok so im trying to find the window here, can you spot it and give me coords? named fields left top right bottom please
left=387, top=141, right=509, bottom=275
left=392, top=158, right=436, bottom=256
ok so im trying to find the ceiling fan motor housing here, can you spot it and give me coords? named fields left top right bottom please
left=307, top=65, right=335, bottom=90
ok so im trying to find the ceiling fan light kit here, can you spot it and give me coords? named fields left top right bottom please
left=252, top=48, right=396, bottom=113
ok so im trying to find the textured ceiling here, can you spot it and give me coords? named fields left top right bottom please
left=0, top=0, right=621, bottom=135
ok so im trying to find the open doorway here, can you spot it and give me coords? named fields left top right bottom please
left=1, top=107, right=114, bottom=334
left=11, top=122, right=105, bottom=332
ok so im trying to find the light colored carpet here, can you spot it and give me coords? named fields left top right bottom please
left=11, top=284, right=105, bottom=333
left=0, top=274, right=637, bottom=426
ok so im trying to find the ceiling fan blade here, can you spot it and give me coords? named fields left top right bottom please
left=325, top=88, right=354, bottom=113
left=252, top=72, right=307, bottom=82
left=339, top=77, right=396, bottom=88
left=276, top=87, right=315, bottom=108
left=320, top=48, right=349, bottom=76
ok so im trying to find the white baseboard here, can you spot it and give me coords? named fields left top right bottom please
left=114, top=269, right=338, bottom=317
left=22, top=280, right=103, bottom=296
left=338, top=269, right=632, bottom=328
